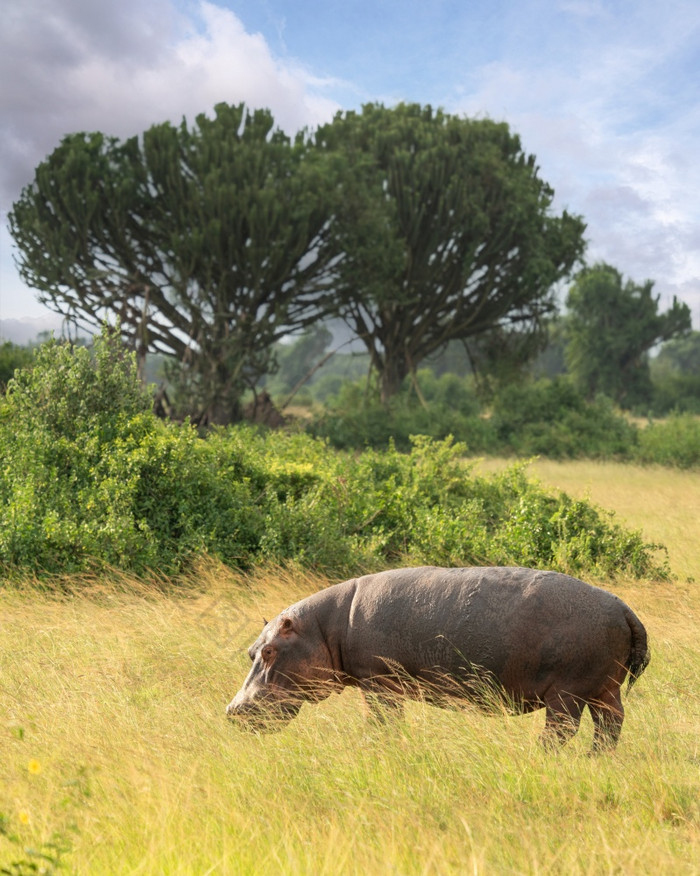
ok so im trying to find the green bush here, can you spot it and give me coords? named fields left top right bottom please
left=650, top=331, right=700, bottom=414
left=251, top=433, right=666, bottom=579
left=307, top=373, right=646, bottom=462
left=490, top=378, right=637, bottom=459
left=307, top=372, right=493, bottom=452
left=0, top=333, right=668, bottom=580
left=650, top=374, right=700, bottom=415
left=0, top=341, right=34, bottom=389
left=484, top=466, right=662, bottom=577
left=636, top=415, right=700, bottom=469
left=0, top=328, right=264, bottom=574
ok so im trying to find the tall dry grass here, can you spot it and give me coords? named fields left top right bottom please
left=1, top=463, right=700, bottom=874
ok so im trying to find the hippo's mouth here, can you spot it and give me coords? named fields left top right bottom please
left=227, top=700, right=301, bottom=733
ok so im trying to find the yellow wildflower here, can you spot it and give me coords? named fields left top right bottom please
left=27, top=759, right=41, bottom=775
left=18, top=810, right=30, bottom=825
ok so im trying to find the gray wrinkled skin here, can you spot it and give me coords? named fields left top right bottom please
left=226, top=566, right=650, bottom=750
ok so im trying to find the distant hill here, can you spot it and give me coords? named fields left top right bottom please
left=0, top=315, right=65, bottom=344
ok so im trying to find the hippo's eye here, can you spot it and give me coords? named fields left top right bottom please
left=261, top=645, right=275, bottom=662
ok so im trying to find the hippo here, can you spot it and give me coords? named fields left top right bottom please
left=226, top=566, right=650, bottom=750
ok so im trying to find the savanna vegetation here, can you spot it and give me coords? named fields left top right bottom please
left=1, top=463, right=699, bottom=874
left=0, top=326, right=668, bottom=581
left=8, top=99, right=697, bottom=462
left=2, top=97, right=699, bottom=873
left=9, top=101, right=586, bottom=422
left=1, top=313, right=699, bottom=873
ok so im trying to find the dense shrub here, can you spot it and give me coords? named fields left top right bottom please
left=650, top=374, right=700, bottom=415
left=0, top=328, right=263, bottom=574
left=0, top=340, right=35, bottom=389
left=635, top=415, right=700, bottom=469
left=305, top=372, right=652, bottom=462
left=650, top=331, right=700, bottom=414
left=490, top=378, right=638, bottom=459
left=307, top=372, right=493, bottom=452
left=0, top=333, right=667, bottom=580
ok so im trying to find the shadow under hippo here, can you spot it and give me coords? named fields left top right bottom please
left=226, top=566, right=650, bottom=752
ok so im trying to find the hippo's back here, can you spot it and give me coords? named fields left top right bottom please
left=344, top=566, right=634, bottom=685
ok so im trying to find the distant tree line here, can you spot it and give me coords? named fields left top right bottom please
left=268, top=260, right=696, bottom=418
left=10, top=101, right=589, bottom=424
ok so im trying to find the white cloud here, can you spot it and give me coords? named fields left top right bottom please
left=1, top=0, right=698, bottom=323
left=0, top=0, right=340, bottom=318
left=0, top=0, right=339, bottom=208
left=450, top=3, right=700, bottom=322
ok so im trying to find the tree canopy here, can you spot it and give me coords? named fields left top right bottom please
left=565, top=263, right=691, bottom=407
left=9, top=103, right=337, bottom=423
left=653, top=331, right=700, bottom=377
left=10, top=100, right=587, bottom=418
left=315, top=103, right=587, bottom=402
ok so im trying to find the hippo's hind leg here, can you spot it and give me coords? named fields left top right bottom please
left=540, top=691, right=584, bottom=749
left=588, top=685, right=624, bottom=753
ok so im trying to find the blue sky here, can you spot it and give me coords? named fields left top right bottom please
left=1, top=0, right=699, bottom=333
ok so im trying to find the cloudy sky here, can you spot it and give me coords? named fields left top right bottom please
left=1, top=0, right=699, bottom=330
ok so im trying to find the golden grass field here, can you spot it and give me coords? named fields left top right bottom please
left=1, top=460, right=699, bottom=874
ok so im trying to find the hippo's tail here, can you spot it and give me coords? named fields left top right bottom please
left=624, top=607, right=650, bottom=693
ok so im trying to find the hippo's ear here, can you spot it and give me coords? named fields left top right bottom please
left=262, top=617, right=268, bottom=628
left=279, top=617, right=295, bottom=637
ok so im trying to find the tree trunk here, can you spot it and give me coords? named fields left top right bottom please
left=379, top=353, right=408, bottom=405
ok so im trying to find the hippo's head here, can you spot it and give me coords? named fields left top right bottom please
left=226, top=613, right=337, bottom=731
